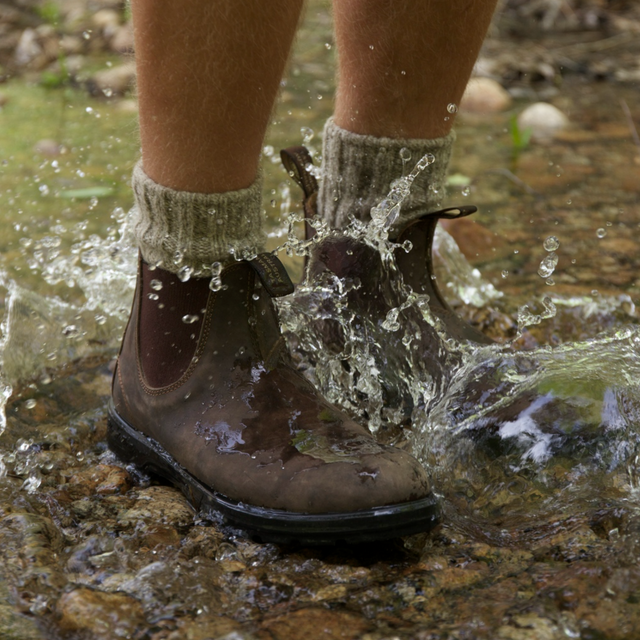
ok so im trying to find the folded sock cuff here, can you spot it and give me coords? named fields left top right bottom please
left=131, top=161, right=265, bottom=275
left=318, top=119, right=454, bottom=232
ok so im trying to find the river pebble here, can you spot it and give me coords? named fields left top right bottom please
left=517, top=102, right=570, bottom=142
left=56, top=588, right=145, bottom=638
left=461, top=77, right=513, bottom=113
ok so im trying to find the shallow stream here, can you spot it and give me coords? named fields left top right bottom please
left=0, top=2, right=640, bottom=639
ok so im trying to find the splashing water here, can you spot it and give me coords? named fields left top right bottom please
left=274, top=151, right=640, bottom=530
left=0, top=149, right=639, bottom=566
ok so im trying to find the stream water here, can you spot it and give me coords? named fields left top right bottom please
left=0, top=2, right=640, bottom=639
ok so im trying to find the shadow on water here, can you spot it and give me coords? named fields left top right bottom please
left=1, top=1, right=640, bottom=639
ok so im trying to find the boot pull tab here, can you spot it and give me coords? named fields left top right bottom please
left=426, top=205, right=478, bottom=220
left=249, top=253, right=294, bottom=298
left=280, top=146, right=318, bottom=200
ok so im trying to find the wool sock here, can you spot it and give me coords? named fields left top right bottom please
left=131, top=160, right=265, bottom=276
left=318, top=119, right=454, bottom=237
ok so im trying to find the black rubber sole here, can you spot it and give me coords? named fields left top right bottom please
left=107, top=402, right=441, bottom=545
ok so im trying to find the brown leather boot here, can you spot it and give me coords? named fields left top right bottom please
left=108, top=252, right=439, bottom=544
left=281, top=145, right=493, bottom=346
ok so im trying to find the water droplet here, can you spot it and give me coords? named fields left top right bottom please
left=62, top=324, right=79, bottom=337
left=178, top=265, right=193, bottom=282
left=82, top=30, right=92, bottom=39
left=369, top=44, right=375, bottom=50
left=300, top=127, right=314, bottom=144
left=461, top=186, right=471, bottom=197
left=546, top=277, right=555, bottom=286
left=501, top=270, right=509, bottom=278
left=591, top=289, right=599, bottom=297
left=399, top=148, right=412, bottom=162
left=538, top=252, right=558, bottom=278
left=24, top=399, right=36, bottom=410
left=325, top=42, right=332, bottom=50
left=252, top=293, right=260, bottom=301
left=182, top=314, right=200, bottom=324
left=447, top=103, right=458, bottom=114
left=148, top=293, right=159, bottom=301
left=150, top=279, right=163, bottom=291
left=543, top=236, right=560, bottom=252
left=262, top=145, right=274, bottom=157
left=22, top=475, right=41, bottom=494
left=596, top=228, right=607, bottom=238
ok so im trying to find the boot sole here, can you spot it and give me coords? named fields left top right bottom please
left=107, top=402, right=441, bottom=545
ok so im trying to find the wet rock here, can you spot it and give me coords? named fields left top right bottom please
left=497, top=614, right=560, bottom=640
left=91, top=61, right=136, bottom=96
left=517, top=102, right=570, bottom=142
left=0, top=578, right=47, bottom=639
left=166, top=615, right=243, bottom=640
left=260, top=608, right=371, bottom=640
left=33, top=139, right=62, bottom=157
left=110, top=21, right=134, bottom=54
left=67, top=463, right=133, bottom=498
left=59, top=34, right=84, bottom=55
left=14, top=28, right=41, bottom=67
left=439, top=216, right=507, bottom=262
left=141, top=524, right=181, bottom=549
left=117, top=485, right=194, bottom=528
left=56, top=587, right=145, bottom=638
left=461, top=77, right=512, bottom=114
left=116, top=98, right=139, bottom=114
left=91, top=9, right=120, bottom=32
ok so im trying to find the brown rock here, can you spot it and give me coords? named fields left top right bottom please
left=115, top=98, right=139, bottom=114
left=461, top=77, right=512, bottom=114
left=68, top=464, right=132, bottom=497
left=261, top=608, right=370, bottom=640
left=166, top=615, right=240, bottom=640
left=59, top=34, right=83, bottom=55
left=142, top=524, right=181, bottom=549
left=439, top=217, right=507, bottom=262
left=56, top=588, right=145, bottom=638
left=91, top=9, right=120, bottom=31
left=34, top=139, right=62, bottom=157
left=110, top=21, right=134, bottom=54
left=92, top=61, right=136, bottom=96
left=117, top=485, right=194, bottom=528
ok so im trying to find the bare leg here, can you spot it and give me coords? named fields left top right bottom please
left=333, top=0, right=499, bottom=139
left=319, top=0, right=499, bottom=230
left=132, top=0, right=304, bottom=193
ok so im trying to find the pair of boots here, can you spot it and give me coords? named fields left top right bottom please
left=108, top=133, right=487, bottom=544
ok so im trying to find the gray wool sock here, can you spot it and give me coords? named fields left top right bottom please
left=318, top=119, right=454, bottom=236
left=131, top=161, right=265, bottom=276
